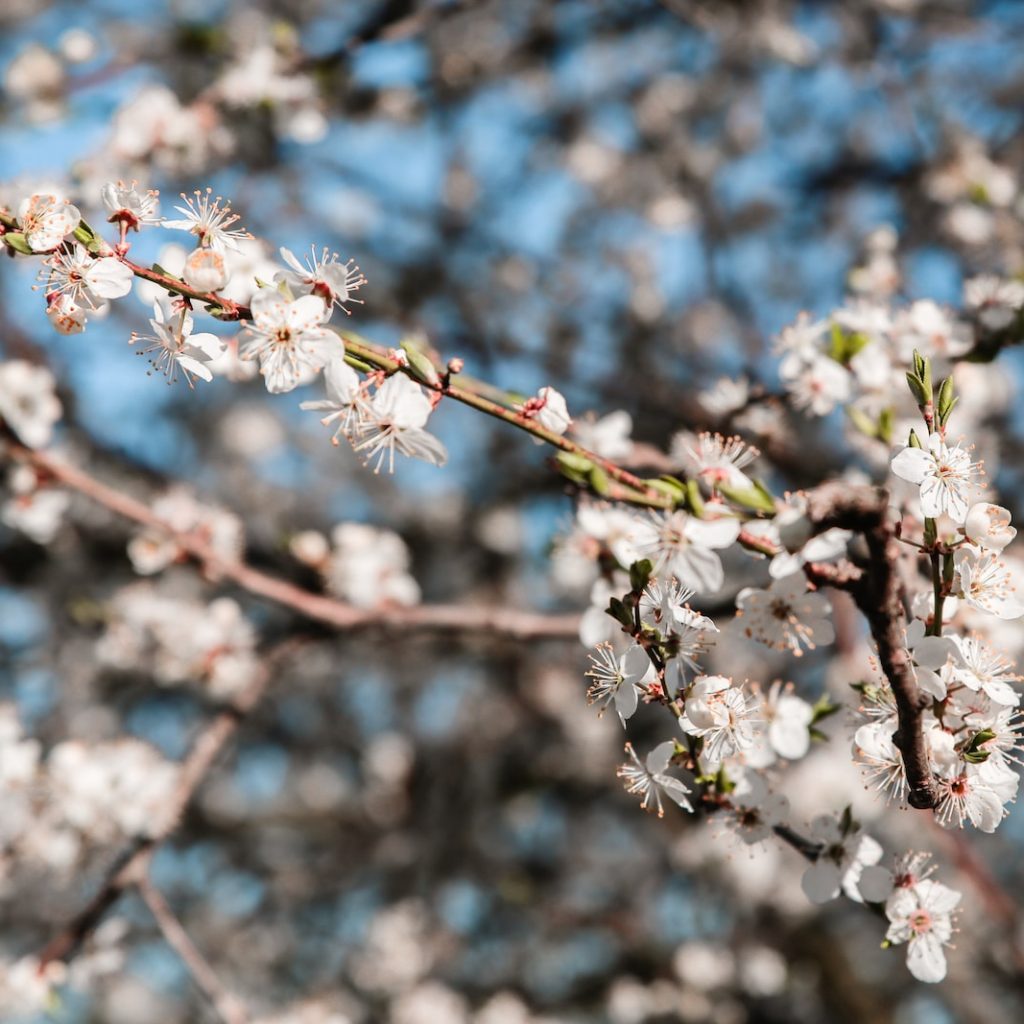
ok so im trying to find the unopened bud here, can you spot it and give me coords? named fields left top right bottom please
left=183, top=247, right=228, bottom=292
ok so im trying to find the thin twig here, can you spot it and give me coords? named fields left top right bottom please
left=138, top=872, right=249, bottom=1024
left=38, top=641, right=297, bottom=968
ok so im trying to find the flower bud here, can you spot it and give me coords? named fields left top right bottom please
left=964, top=502, right=1016, bottom=552
left=183, top=247, right=228, bottom=292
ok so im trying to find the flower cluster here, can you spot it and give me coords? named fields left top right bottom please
left=96, top=583, right=260, bottom=699
left=3, top=171, right=1004, bottom=993
left=0, top=703, right=179, bottom=872
left=290, top=521, right=422, bottom=609
left=850, top=355, right=1023, bottom=836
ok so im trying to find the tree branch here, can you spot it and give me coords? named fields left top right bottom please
left=803, top=483, right=937, bottom=809
left=6, top=442, right=581, bottom=641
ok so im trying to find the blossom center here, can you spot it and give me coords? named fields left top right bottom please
left=909, top=909, right=933, bottom=935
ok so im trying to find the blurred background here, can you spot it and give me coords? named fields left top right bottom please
left=4, top=1, right=1024, bottom=1022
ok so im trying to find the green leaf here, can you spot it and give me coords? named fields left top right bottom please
left=401, top=343, right=441, bottom=387
left=642, top=477, right=686, bottom=503
left=558, top=452, right=593, bottom=473
left=809, top=695, right=841, bottom=726
left=828, top=323, right=870, bottom=364
left=684, top=478, right=705, bottom=516
left=1, top=232, right=33, bottom=255
left=629, top=559, right=654, bottom=594
left=846, top=405, right=878, bottom=439
left=718, top=479, right=776, bottom=514
left=588, top=464, right=610, bottom=496
left=962, top=728, right=996, bottom=764
left=905, top=371, right=929, bottom=408
left=714, top=763, right=736, bottom=794
left=606, top=597, right=634, bottom=628
left=877, top=406, right=894, bottom=445
left=343, top=353, right=374, bottom=374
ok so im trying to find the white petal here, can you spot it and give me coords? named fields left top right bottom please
left=620, top=644, right=650, bottom=686
left=906, top=935, right=947, bottom=984
left=890, top=446, right=931, bottom=485
left=686, top=516, right=741, bottom=549
left=615, top=681, right=639, bottom=720
left=645, top=740, right=676, bottom=776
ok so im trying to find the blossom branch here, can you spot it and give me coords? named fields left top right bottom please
left=1, top=205, right=676, bottom=506
left=5, top=442, right=581, bottom=641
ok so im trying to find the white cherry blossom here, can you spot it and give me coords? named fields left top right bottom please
left=758, top=681, right=813, bottom=761
left=785, top=354, right=851, bottom=417
left=633, top=508, right=740, bottom=594
left=963, top=502, right=1015, bottom=552
left=890, top=433, right=978, bottom=523
left=585, top=643, right=652, bottom=722
left=616, top=741, right=693, bottom=817
left=275, top=246, right=366, bottom=311
left=0, top=360, right=62, bottom=448
left=239, top=288, right=336, bottom=394
left=675, top=432, right=759, bottom=491
left=44, top=245, right=134, bottom=308
left=45, top=292, right=87, bottom=334
left=518, top=386, right=571, bottom=437
left=101, top=181, right=161, bottom=230
left=800, top=815, right=884, bottom=904
left=353, top=373, right=447, bottom=472
left=953, top=546, right=1024, bottom=619
left=885, top=879, right=961, bottom=983
left=933, top=756, right=1018, bottom=833
left=947, top=634, right=1020, bottom=706
left=131, top=296, right=224, bottom=386
left=18, top=192, right=80, bottom=251
left=571, top=410, right=633, bottom=460
left=164, top=188, right=252, bottom=251
left=679, top=675, right=758, bottom=764
left=300, top=357, right=365, bottom=443
left=736, top=574, right=834, bottom=656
